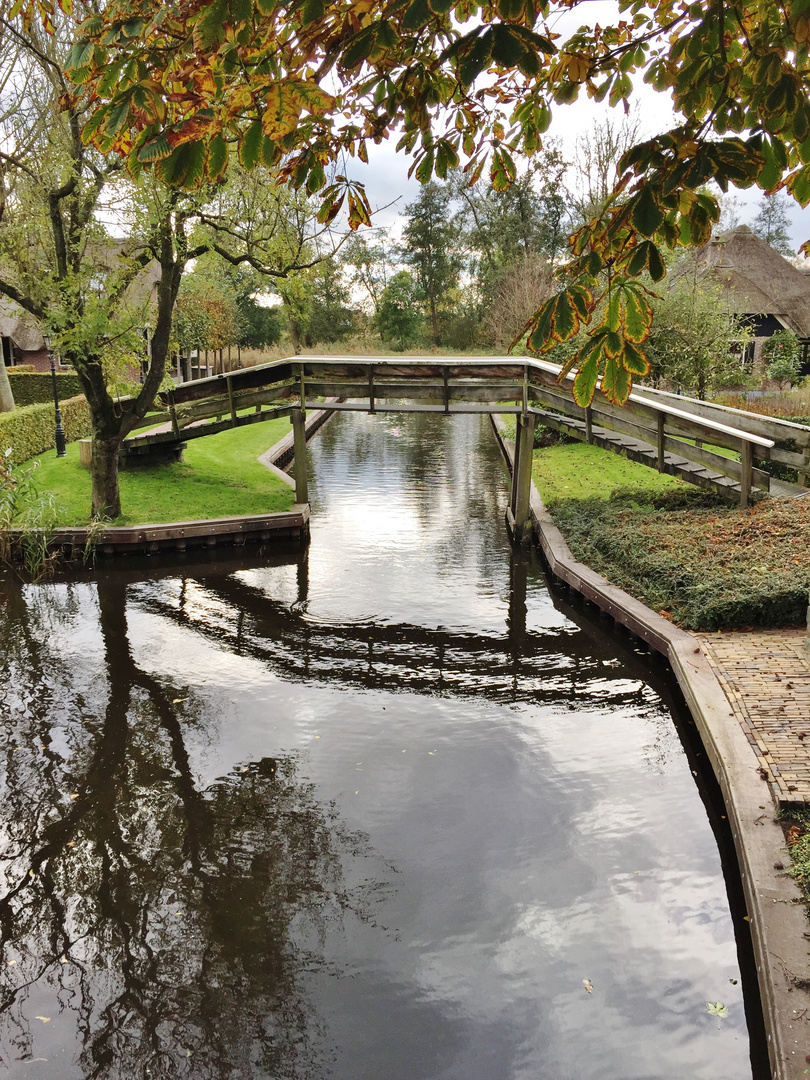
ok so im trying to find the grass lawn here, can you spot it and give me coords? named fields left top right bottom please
left=23, top=417, right=295, bottom=526
left=515, top=429, right=810, bottom=631
left=530, top=435, right=810, bottom=630
left=531, top=441, right=686, bottom=502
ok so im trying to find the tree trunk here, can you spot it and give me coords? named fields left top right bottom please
left=289, top=319, right=302, bottom=354
left=429, top=294, right=439, bottom=346
left=90, top=432, right=124, bottom=519
left=0, top=360, right=15, bottom=412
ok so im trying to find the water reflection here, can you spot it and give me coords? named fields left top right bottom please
left=0, top=412, right=762, bottom=1079
left=0, top=580, right=382, bottom=1080
left=132, top=553, right=656, bottom=714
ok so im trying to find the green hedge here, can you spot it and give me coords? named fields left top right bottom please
left=7, top=371, right=84, bottom=406
left=0, top=396, right=92, bottom=464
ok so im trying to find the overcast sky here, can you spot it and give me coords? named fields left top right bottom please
left=341, top=2, right=810, bottom=254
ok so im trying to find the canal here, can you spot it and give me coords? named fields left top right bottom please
left=0, top=411, right=766, bottom=1079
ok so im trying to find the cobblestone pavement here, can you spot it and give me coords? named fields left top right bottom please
left=697, top=628, right=810, bottom=805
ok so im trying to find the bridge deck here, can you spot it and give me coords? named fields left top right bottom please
left=121, top=355, right=809, bottom=507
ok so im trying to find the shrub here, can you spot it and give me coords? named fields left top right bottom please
left=0, top=450, right=63, bottom=580
left=0, top=396, right=92, bottom=464
left=7, top=370, right=84, bottom=406
left=764, top=329, right=802, bottom=388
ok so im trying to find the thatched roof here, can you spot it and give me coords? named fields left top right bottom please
left=0, top=242, right=160, bottom=354
left=0, top=297, right=45, bottom=352
left=694, top=224, right=810, bottom=339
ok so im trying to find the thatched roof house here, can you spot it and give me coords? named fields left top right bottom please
left=1, top=242, right=162, bottom=373
left=693, top=224, right=810, bottom=363
left=0, top=297, right=48, bottom=369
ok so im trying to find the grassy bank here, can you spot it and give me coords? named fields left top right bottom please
left=20, top=418, right=295, bottom=526
left=531, top=440, right=685, bottom=502
left=531, top=440, right=810, bottom=631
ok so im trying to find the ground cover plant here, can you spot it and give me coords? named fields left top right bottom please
left=21, top=418, right=294, bottom=527
left=547, top=482, right=810, bottom=631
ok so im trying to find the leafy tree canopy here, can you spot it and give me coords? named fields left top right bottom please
left=18, top=0, right=810, bottom=406
left=750, top=190, right=795, bottom=256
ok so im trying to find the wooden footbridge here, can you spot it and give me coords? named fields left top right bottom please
left=127, top=355, right=810, bottom=542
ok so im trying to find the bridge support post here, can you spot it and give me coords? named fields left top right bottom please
left=740, top=441, right=752, bottom=507
left=291, top=408, right=309, bottom=504
left=507, top=412, right=536, bottom=545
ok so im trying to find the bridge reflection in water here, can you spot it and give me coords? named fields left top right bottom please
left=0, top=411, right=767, bottom=1080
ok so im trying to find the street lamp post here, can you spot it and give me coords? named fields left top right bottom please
left=43, top=333, right=67, bottom=458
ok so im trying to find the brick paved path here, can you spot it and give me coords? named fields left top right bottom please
left=697, top=628, right=810, bottom=805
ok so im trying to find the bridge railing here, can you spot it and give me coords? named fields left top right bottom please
left=625, top=382, right=810, bottom=484
left=525, top=358, right=777, bottom=504
left=122, top=355, right=803, bottom=506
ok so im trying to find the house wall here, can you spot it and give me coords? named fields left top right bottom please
left=8, top=345, right=51, bottom=371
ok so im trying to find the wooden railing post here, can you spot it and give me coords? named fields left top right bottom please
left=584, top=406, right=593, bottom=444
left=799, top=450, right=810, bottom=488
left=509, top=411, right=536, bottom=544
left=740, top=440, right=752, bottom=507
left=168, top=399, right=181, bottom=440
left=657, top=412, right=665, bottom=472
left=226, top=375, right=237, bottom=427
left=291, top=408, right=309, bottom=504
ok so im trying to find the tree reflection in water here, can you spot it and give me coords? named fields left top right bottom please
left=0, top=579, right=377, bottom=1080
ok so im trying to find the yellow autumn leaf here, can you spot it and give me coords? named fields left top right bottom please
left=678, top=189, right=698, bottom=213
left=567, top=53, right=591, bottom=82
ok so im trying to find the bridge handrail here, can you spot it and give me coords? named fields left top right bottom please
left=524, top=357, right=775, bottom=449
left=630, top=383, right=810, bottom=437
left=155, top=353, right=783, bottom=501
left=627, top=392, right=775, bottom=448
left=294, top=355, right=777, bottom=449
left=176, top=354, right=776, bottom=448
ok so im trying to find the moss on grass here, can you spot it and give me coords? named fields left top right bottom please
left=22, top=417, right=295, bottom=526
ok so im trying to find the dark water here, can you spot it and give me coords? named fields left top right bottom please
left=0, top=412, right=763, bottom=1079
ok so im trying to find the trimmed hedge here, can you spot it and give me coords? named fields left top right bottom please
left=7, top=371, right=84, bottom=406
left=0, top=396, right=92, bottom=464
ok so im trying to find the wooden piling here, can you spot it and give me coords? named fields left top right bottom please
left=509, top=412, right=536, bottom=544
left=291, top=408, right=309, bottom=504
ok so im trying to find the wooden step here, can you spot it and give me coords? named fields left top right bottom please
left=534, top=408, right=766, bottom=502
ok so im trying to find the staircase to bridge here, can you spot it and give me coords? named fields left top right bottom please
left=125, top=355, right=810, bottom=541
